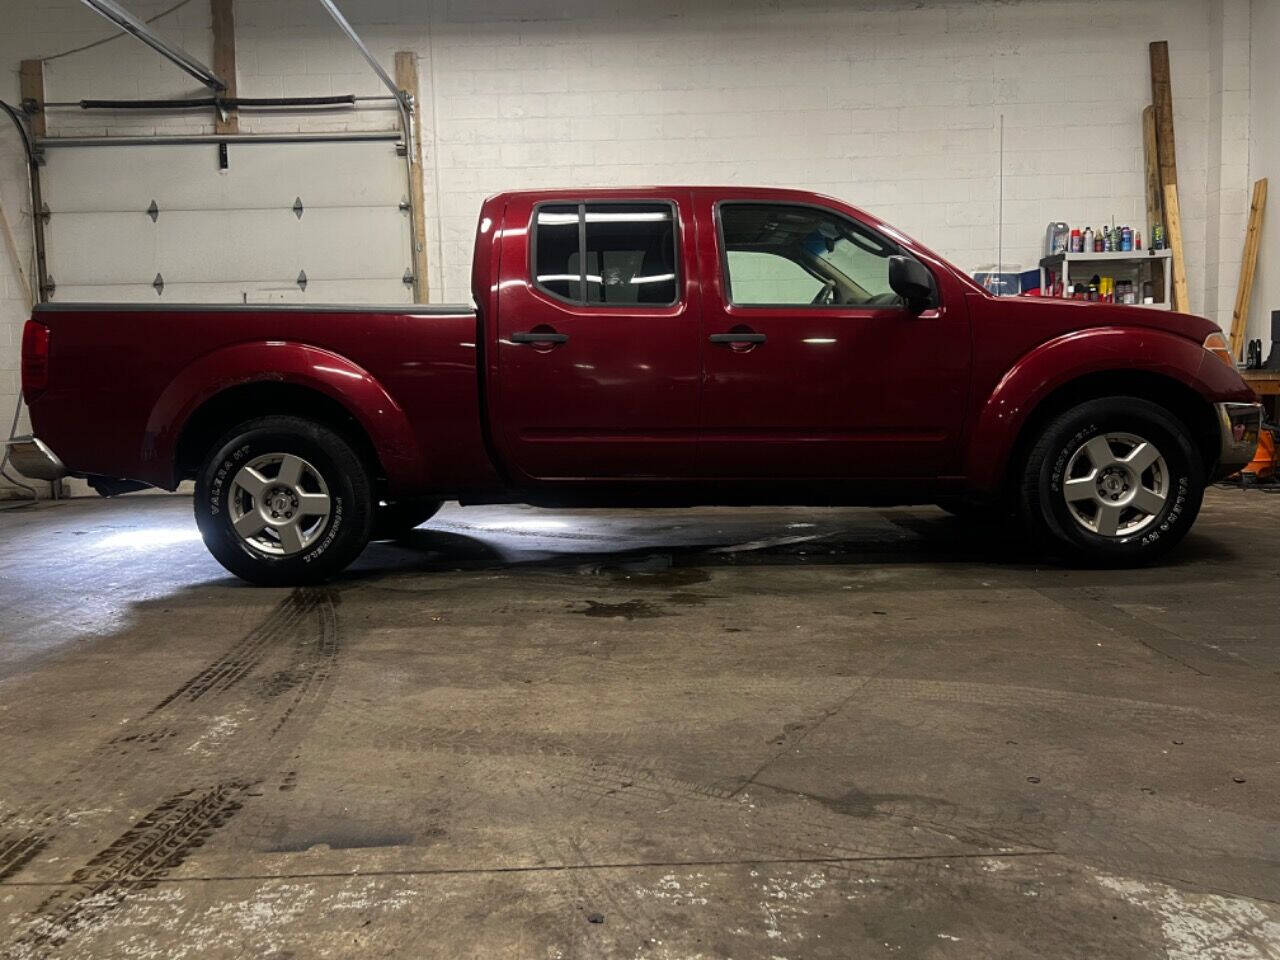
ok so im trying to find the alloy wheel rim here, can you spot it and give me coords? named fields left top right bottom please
left=1062, top=432, right=1169, bottom=538
left=228, top=453, right=331, bottom=556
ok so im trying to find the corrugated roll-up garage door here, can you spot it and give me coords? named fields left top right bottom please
left=41, top=138, right=413, bottom=304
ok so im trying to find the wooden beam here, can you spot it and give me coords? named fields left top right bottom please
left=394, top=50, right=429, bottom=303
left=1142, top=105, right=1163, bottom=238
left=1149, top=41, right=1177, bottom=190
left=1229, top=178, right=1269, bottom=360
left=211, top=0, right=238, bottom=134
left=19, top=60, right=45, bottom=138
left=1163, top=183, right=1189, bottom=313
left=1150, top=41, right=1189, bottom=312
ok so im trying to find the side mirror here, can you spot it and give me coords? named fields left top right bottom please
left=888, top=256, right=934, bottom=311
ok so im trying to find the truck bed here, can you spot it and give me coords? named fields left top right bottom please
left=28, top=302, right=497, bottom=494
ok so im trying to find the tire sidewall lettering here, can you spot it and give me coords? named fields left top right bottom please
left=1049, top=423, right=1098, bottom=494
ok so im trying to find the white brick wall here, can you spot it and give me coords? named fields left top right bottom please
left=1249, top=0, right=1279, bottom=350
left=0, top=0, right=1268, bottom=497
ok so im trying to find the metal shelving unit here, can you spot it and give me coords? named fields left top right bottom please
left=1039, top=249, right=1173, bottom=310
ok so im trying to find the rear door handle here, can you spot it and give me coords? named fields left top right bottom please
left=510, top=331, right=569, bottom=344
left=709, top=332, right=766, bottom=344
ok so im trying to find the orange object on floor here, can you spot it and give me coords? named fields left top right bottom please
left=1242, top=427, right=1277, bottom=482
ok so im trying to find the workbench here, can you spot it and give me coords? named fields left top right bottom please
left=1243, top=370, right=1280, bottom=397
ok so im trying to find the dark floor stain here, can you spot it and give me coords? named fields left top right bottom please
left=770, top=721, right=808, bottom=746
left=266, top=824, right=442, bottom=853
left=665, top=592, right=716, bottom=606
left=604, top=555, right=712, bottom=588
left=812, top=786, right=951, bottom=821
left=580, top=599, right=668, bottom=619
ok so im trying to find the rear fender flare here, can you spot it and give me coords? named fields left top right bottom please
left=145, top=341, right=422, bottom=491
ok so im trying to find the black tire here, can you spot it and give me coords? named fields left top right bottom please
left=370, top=499, right=443, bottom=540
left=194, top=416, right=374, bottom=585
left=1019, top=396, right=1204, bottom=566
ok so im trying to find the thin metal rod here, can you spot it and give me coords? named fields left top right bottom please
left=997, top=112, right=1004, bottom=286
left=37, top=130, right=402, bottom=147
left=314, top=0, right=403, bottom=105
left=43, top=95, right=398, bottom=109
left=78, top=0, right=225, bottom=91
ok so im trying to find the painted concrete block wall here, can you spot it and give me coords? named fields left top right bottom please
left=1248, top=0, right=1279, bottom=348
left=0, top=0, right=1264, bottom=496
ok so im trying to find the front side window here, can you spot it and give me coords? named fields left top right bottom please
left=719, top=203, right=907, bottom=307
left=532, top=202, right=679, bottom=306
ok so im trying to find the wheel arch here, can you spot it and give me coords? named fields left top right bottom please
left=985, top=369, right=1220, bottom=499
left=149, top=342, right=423, bottom=493
left=175, top=381, right=386, bottom=488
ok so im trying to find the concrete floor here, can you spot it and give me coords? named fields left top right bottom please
left=1, top=490, right=1278, bottom=959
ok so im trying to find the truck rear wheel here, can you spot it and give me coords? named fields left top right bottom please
left=194, top=416, right=374, bottom=585
left=1019, top=397, right=1204, bottom=565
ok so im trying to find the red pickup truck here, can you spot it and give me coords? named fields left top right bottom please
left=14, top=186, right=1261, bottom=584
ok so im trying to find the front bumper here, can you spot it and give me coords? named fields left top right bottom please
left=1215, top=402, right=1263, bottom=476
left=2, top=435, right=67, bottom=481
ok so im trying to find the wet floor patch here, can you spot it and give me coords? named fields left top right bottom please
left=578, top=599, right=668, bottom=619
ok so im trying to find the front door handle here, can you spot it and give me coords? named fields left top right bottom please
left=511, top=331, right=569, bottom=345
left=709, top=332, right=766, bottom=344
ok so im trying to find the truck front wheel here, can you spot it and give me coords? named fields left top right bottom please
left=1019, top=397, right=1204, bottom=565
left=194, top=416, right=374, bottom=585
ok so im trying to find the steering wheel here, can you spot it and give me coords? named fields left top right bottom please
left=811, top=280, right=837, bottom=305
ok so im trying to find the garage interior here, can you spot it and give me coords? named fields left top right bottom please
left=2, top=1, right=1279, bottom=957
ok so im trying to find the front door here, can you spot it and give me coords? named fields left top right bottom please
left=491, top=194, right=701, bottom=482
left=696, top=197, right=970, bottom=479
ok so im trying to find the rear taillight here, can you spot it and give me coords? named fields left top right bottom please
left=21, top=319, right=50, bottom=397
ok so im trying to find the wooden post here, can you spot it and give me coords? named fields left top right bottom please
left=1163, top=184, right=1189, bottom=314
left=1229, top=178, right=1269, bottom=360
left=1142, top=105, right=1163, bottom=237
left=1150, top=41, right=1188, bottom=312
left=1149, top=42, right=1178, bottom=189
left=395, top=50, right=430, bottom=303
left=19, top=60, right=45, bottom=138
left=211, top=0, right=238, bottom=134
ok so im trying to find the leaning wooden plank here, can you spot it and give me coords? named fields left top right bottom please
left=1149, top=42, right=1177, bottom=190
left=1142, top=105, right=1163, bottom=237
left=395, top=51, right=431, bottom=304
left=1229, top=178, right=1269, bottom=360
left=1163, top=183, right=1189, bottom=313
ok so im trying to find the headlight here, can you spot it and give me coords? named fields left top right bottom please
left=1203, top=331, right=1234, bottom=367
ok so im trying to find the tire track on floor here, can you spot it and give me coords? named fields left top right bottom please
left=1, top=588, right=344, bottom=958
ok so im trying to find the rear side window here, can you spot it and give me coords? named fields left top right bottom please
left=532, top=202, right=679, bottom=306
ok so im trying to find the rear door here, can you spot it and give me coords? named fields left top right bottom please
left=695, top=194, right=970, bottom=479
left=489, top=193, right=701, bottom=481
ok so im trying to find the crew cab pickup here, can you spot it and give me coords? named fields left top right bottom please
left=15, top=186, right=1262, bottom=584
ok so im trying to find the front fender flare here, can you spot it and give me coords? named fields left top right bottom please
left=965, top=326, right=1235, bottom=493
left=144, top=341, right=423, bottom=491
